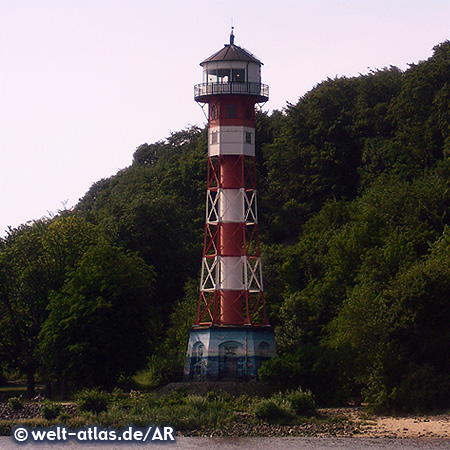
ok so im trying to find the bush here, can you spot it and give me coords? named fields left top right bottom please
left=109, top=388, right=128, bottom=403
left=75, top=388, right=110, bottom=414
left=258, top=355, right=302, bottom=392
left=285, top=388, right=316, bottom=415
left=134, top=355, right=179, bottom=390
left=251, top=389, right=315, bottom=424
left=92, top=392, right=236, bottom=431
left=7, top=396, right=24, bottom=411
left=365, top=364, right=450, bottom=414
left=158, top=390, right=188, bottom=406
left=258, top=345, right=350, bottom=405
left=41, top=400, right=62, bottom=420
left=185, top=395, right=208, bottom=409
left=252, top=397, right=294, bottom=424
left=231, top=394, right=255, bottom=411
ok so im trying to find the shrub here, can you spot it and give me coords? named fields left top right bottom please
left=158, top=390, right=187, bottom=406
left=0, top=421, right=13, bottom=435
left=134, top=355, right=179, bottom=390
left=204, top=390, right=232, bottom=403
left=76, top=388, right=110, bottom=414
left=231, top=394, right=255, bottom=411
left=57, top=411, right=72, bottom=422
left=41, top=400, right=62, bottom=420
left=258, top=346, right=350, bottom=405
left=252, top=397, right=294, bottom=424
left=7, top=396, right=24, bottom=411
left=93, top=393, right=236, bottom=431
left=258, top=355, right=302, bottom=392
left=365, top=364, right=450, bottom=414
left=284, top=388, right=316, bottom=415
left=185, top=395, right=207, bottom=409
left=109, top=388, right=128, bottom=403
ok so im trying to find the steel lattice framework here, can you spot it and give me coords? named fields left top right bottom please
left=194, top=153, right=269, bottom=326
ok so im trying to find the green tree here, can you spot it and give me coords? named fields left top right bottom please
left=39, top=240, right=156, bottom=389
left=328, top=229, right=450, bottom=412
left=0, top=215, right=97, bottom=397
left=77, top=127, right=207, bottom=318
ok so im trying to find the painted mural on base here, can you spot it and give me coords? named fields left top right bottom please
left=184, top=327, right=277, bottom=381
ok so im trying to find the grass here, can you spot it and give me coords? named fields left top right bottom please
left=0, top=387, right=335, bottom=436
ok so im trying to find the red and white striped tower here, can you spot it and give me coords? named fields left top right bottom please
left=184, top=31, right=277, bottom=381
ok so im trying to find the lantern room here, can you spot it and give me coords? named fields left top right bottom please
left=194, top=31, right=268, bottom=103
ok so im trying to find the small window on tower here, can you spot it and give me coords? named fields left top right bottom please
left=211, top=131, right=218, bottom=145
left=210, top=105, right=218, bottom=120
left=226, top=105, right=237, bottom=119
left=245, top=131, right=252, bottom=144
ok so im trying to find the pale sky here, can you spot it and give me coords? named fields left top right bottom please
left=1, top=0, right=449, bottom=236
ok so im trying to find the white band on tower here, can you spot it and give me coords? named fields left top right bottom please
left=206, top=188, right=258, bottom=224
left=209, top=126, right=255, bottom=156
left=201, top=256, right=263, bottom=292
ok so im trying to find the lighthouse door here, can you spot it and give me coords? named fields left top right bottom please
left=190, top=341, right=205, bottom=380
left=218, top=341, right=244, bottom=380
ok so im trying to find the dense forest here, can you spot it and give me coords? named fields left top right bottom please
left=1, top=41, right=450, bottom=412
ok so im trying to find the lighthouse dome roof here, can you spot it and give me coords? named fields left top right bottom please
left=200, top=35, right=262, bottom=66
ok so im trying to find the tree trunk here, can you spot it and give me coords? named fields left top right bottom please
left=61, top=378, right=69, bottom=400
left=45, top=381, right=52, bottom=399
left=27, top=369, right=36, bottom=399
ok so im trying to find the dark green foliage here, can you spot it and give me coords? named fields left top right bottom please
left=158, top=390, right=189, bottom=406
left=77, top=126, right=206, bottom=318
left=7, top=396, right=24, bottom=411
left=252, top=397, right=294, bottom=423
left=41, top=400, right=62, bottom=420
left=262, top=41, right=450, bottom=412
left=76, top=388, right=110, bottom=414
left=284, top=388, right=316, bottom=416
left=262, top=74, right=381, bottom=242
left=0, top=215, right=99, bottom=397
left=39, top=241, right=156, bottom=388
left=1, top=41, right=450, bottom=413
left=258, top=346, right=350, bottom=406
left=251, top=389, right=316, bottom=423
left=334, top=230, right=450, bottom=412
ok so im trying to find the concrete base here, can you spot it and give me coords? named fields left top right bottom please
left=184, top=326, right=277, bottom=381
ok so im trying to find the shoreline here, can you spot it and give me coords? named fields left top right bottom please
left=179, top=408, right=450, bottom=439
left=1, top=404, right=449, bottom=439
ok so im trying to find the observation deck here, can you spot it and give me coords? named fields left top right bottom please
left=194, top=82, right=269, bottom=103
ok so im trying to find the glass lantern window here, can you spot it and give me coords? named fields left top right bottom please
left=206, top=68, right=246, bottom=83
left=207, top=69, right=230, bottom=83
left=232, top=69, right=245, bottom=82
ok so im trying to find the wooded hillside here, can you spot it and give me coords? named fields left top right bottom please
left=1, top=41, right=449, bottom=412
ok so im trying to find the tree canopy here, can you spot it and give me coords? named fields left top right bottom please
left=1, top=41, right=450, bottom=411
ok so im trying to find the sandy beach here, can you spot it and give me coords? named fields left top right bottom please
left=360, top=412, right=450, bottom=439
left=323, top=408, right=450, bottom=439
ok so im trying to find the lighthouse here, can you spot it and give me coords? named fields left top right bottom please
left=184, top=30, right=277, bottom=381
